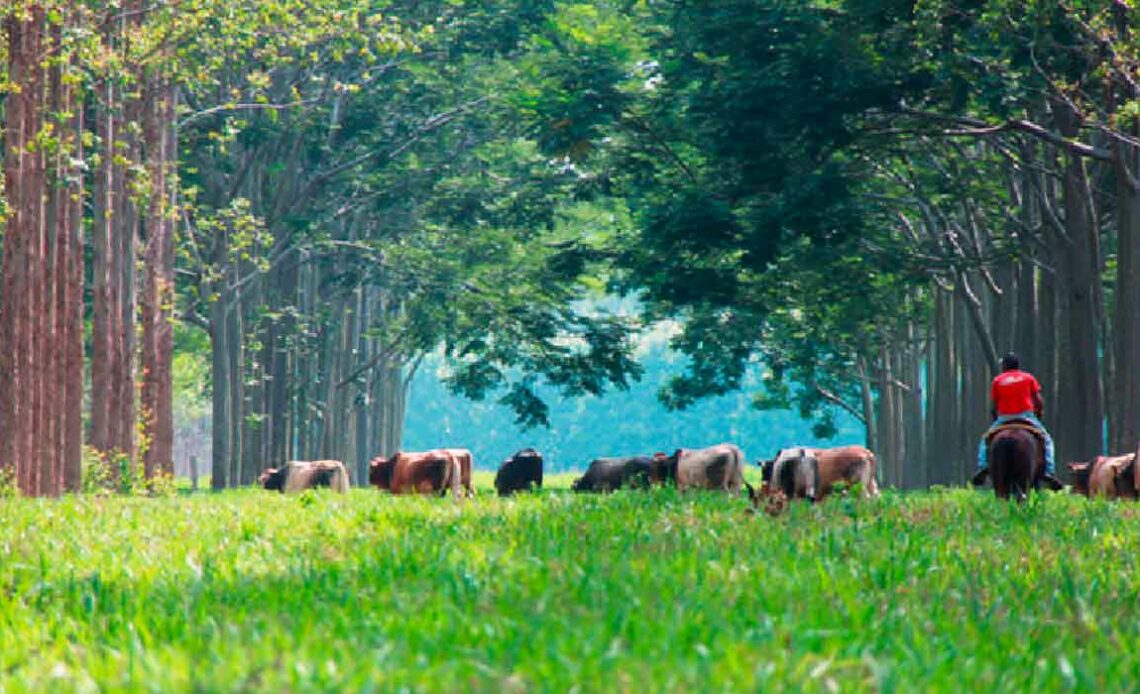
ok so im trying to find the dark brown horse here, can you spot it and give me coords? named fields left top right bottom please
left=988, top=427, right=1043, bottom=502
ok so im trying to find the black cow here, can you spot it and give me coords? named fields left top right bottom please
left=495, top=448, right=544, bottom=496
left=572, top=457, right=653, bottom=492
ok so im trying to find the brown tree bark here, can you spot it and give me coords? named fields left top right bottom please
left=1, top=6, right=51, bottom=494
left=90, top=74, right=115, bottom=455
left=64, top=97, right=85, bottom=492
left=141, top=75, right=176, bottom=478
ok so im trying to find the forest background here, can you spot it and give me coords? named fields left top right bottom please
left=2, top=0, right=1137, bottom=493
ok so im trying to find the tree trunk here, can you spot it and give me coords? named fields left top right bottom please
left=141, top=75, right=176, bottom=478
left=90, top=75, right=115, bottom=456
left=856, top=357, right=878, bottom=478
left=1112, top=152, right=1140, bottom=454
left=1, top=9, right=26, bottom=487
left=875, top=346, right=897, bottom=488
left=64, top=69, right=84, bottom=492
left=1052, top=101, right=1105, bottom=462
left=903, top=322, right=925, bottom=489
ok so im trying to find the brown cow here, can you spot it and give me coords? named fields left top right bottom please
left=369, top=450, right=462, bottom=499
left=1069, top=453, right=1137, bottom=499
left=751, top=445, right=879, bottom=512
left=259, top=460, right=350, bottom=494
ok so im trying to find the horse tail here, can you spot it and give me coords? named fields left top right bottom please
left=991, top=432, right=1034, bottom=502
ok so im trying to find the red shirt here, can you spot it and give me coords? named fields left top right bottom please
left=991, top=370, right=1042, bottom=416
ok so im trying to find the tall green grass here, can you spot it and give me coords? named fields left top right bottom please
left=0, top=482, right=1137, bottom=691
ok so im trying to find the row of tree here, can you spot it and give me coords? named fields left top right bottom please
left=6, top=1, right=1140, bottom=494
left=537, top=0, right=1140, bottom=486
left=0, top=0, right=641, bottom=494
left=1, top=1, right=176, bottom=493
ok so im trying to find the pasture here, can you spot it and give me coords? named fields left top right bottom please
left=1, top=478, right=1138, bottom=691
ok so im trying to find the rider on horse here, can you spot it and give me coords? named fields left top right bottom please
left=972, top=352, right=1063, bottom=490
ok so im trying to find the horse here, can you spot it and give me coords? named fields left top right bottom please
left=988, top=426, right=1044, bottom=502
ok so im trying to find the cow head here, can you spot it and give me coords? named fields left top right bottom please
left=369, top=456, right=394, bottom=489
left=1068, top=461, right=1092, bottom=496
left=758, top=458, right=776, bottom=484
left=259, top=467, right=286, bottom=491
left=744, top=480, right=788, bottom=516
left=649, top=451, right=677, bottom=485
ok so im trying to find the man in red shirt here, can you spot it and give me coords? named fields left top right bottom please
left=972, top=352, right=1061, bottom=489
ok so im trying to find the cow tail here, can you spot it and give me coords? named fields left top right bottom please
left=732, top=447, right=745, bottom=493
left=864, top=451, right=880, bottom=498
left=450, top=457, right=462, bottom=501
left=743, top=480, right=757, bottom=503
left=333, top=464, right=349, bottom=493
left=282, top=463, right=302, bottom=494
left=807, top=454, right=819, bottom=502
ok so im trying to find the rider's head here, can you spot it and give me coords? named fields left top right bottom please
left=1001, top=352, right=1020, bottom=372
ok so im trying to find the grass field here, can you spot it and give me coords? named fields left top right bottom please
left=1, top=476, right=1138, bottom=692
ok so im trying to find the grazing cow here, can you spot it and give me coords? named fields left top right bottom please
left=495, top=448, right=544, bottom=496
left=369, top=451, right=462, bottom=498
left=765, top=447, right=821, bottom=501
left=754, top=445, right=879, bottom=510
left=259, top=460, right=350, bottom=494
left=655, top=444, right=745, bottom=493
left=649, top=451, right=675, bottom=485
left=1069, top=453, right=1137, bottom=499
left=572, top=457, right=653, bottom=492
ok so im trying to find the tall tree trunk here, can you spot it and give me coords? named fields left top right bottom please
left=1112, top=151, right=1140, bottom=454
left=90, top=75, right=114, bottom=455
left=903, top=322, right=925, bottom=489
left=0, top=6, right=49, bottom=494
left=928, top=288, right=957, bottom=485
left=1052, top=101, right=1105, bottom=462
left=875, top=346, right=898, bottom=488
left=64, top=68, right=85, bottom=492
left=957, top=289, right=990, bottom=484
left=209, top=223, right=232, bottom=489
left=141, top=75, right=176, bottom=478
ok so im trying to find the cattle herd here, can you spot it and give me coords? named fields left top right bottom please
left=257, top=442, right=889, bottom=514
left=256, top=438, right=1140, bottom=508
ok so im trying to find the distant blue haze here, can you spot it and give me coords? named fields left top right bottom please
left=403, top=344, right=863, bottom=472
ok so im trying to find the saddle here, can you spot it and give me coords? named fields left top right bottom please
left=985, top=419, right=1046, bottom=466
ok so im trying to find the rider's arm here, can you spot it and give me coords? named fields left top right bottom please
left=1032, top=391, right=1044, bottom=420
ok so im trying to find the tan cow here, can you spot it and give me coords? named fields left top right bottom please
left=656, top=444, right=746, bottom=493
left=259, top=460, right=350, bottom=494
left=1068, top=453, right=1137, bottom=499
left=751, top=445, right=879, bottom=511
